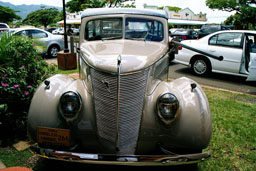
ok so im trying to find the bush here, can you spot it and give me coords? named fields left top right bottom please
left=0, top=33, right=56, bottom=144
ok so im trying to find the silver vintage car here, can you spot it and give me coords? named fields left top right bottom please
left=28, top=8, right=212, bottom=166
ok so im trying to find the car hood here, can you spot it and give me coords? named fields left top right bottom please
left=80, top=39, right=168, bottom=73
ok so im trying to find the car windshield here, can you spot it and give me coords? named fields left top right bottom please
left=125, top=18, right=164, bottom=42
left=85, top=17, right=164, bottom=42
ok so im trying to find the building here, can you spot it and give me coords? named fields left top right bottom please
left=144, top=4, right=207, bottom=28
left=57, top=12, right=82, bottom=26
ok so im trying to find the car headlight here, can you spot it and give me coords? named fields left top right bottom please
left=59, top=91, right=82, bottom=120
left=157, top=93, right=179, bottom=125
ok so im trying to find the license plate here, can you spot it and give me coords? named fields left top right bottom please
left=37, top=127, right=70, bottom=147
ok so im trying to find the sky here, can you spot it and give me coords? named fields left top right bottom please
left=0, top=0, right=235, bottom=23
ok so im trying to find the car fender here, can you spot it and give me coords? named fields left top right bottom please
left=141, top=77, right=212, bottom=150
left=27, top=74, right=95, bottom=143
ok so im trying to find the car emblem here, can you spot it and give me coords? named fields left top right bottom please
left=102, top=79, right=110, bottom=93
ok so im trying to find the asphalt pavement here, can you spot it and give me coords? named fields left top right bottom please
left=168, top=62, right=256, bottom=96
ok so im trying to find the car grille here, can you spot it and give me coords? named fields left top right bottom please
left=91, top=68, right=149, bottom=154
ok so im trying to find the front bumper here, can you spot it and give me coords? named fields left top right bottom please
left=30, top=145, right=210, bottom=166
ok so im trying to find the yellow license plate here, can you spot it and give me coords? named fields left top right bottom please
left=37, top=127, right=70, bottom=147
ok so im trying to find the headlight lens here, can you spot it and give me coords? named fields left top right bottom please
left=157, top=93, right=179, bottom=124
left=59, top=91, right=82, bottom=119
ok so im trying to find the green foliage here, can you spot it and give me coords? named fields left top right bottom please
left=66, top=0, right=87, bottom=13
left=0, top=33, right=56, bottom=144
left=54, top=10, right=64, bottom=23
left=158, top=6, right=181, bottom=12
left=107, top=0, right=135, bottom=8
left=23, top=8, right=59, bottom=28
left=168, top=23, right=174, bottom=29
left=199, top=88, right=256, bottom=170
left=0, top=147, right=33, bottom=168
left=0, top=5, right=21, bottom=23
left=207, top=0, right=256, bottom=29
left=66, top=0, right=135, bottom=12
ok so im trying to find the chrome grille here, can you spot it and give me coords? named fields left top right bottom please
left=91, top=69, right=149, bottom=154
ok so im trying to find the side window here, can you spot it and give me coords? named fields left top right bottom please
left=209, top=33, right=242, bottom=48
left=247, top=34, right=256, bottom=53
left=16, top=30, right=27, bottom=36
left=125, top=18, right=164, bottom=42
left=85, top=18, right=122, bottom=41
left=31, top=30, right=48, bottom=38
left=209, top=35, right=217, bottom=45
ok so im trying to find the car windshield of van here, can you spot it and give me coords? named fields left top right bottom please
left=125, top=18, right=164, bottom=42
left=85, top=18, right=123, bottom=41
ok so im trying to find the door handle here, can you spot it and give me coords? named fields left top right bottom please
left=209, top=50, right=216, bottom=52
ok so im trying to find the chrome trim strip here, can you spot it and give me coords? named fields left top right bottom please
left=116, top=55, right=121, bottom=152
left=30, top=145, right=211, bottom=166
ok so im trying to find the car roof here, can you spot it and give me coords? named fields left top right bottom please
left=81, top=8, right=168, bottom=19
left=12, top=27, right=49, bottom=33
left=212, top=30, right=256, bottom=34
left=199, top=30, right=256, bottom=40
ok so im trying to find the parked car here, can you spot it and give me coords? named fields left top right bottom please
left=13, top=28, right=64, bottom=58
left=72, top=28, right=79, bottom=35
left=45, top=27, right=57, bottom=33
left=52, top=28, right=64, bottom=35
left=0, top=23, right=9, bottom=32
left=28, top=8, right=212, bottom=166
left=197, top=24, right=233, bottom=38
left=170, top=29, right=198, bottom=41
left=169, top=28, right=182, bottom=34
left=174, top=30, right=256, bottom=81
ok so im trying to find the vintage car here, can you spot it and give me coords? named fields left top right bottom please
left=28, top=8, right=214, bottom=166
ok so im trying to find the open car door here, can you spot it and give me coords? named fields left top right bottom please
left=245, top=34, right=256, bottom=81
left=246, top=53, right=256, bottom=81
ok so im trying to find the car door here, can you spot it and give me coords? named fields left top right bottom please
left=207, top=32, right=243, bottom=74
left=244, top=33, right=256, bottom=81
left=28, top=30, right=48, bottom=52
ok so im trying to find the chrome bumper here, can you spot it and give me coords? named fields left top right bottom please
left=30, top=145, right=210, bottom=166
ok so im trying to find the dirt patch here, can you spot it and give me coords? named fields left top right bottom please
left=68, top=73, right=79, bottom=79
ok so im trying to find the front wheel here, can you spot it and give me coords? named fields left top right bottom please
left=48, top=45, right=60, bottom=58
left=191, top=58, right=211, bottom=76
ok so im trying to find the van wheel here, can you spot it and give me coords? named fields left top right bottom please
left=48, top=45, right=60, bottom=58
left=191, top=58, right=211, bottom=76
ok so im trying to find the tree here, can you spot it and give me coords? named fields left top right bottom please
left=206, top=0, right=256, bottom=29
left=158, top=6, right=181, bottom=12
left=0, top=5, right=21, bottom=23
left=66, top=0, right=135, bottom=13
left=206, top=0, right=256, bottom=12
left=66, top=0, right=87, bottom=13
left=54, top=10, right=64, bottom=23
left=23, top=8, right=59, bottom=28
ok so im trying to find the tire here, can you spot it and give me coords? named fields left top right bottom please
left=48, top=45, right=60, bottom=58
left=191, top=58, right=211, bottom=76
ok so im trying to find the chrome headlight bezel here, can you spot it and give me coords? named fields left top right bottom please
left=156, top=93, right=180, bottom=125
left=58, top=91, right=82, bottom=121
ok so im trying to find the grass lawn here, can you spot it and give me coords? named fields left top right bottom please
left=0, top=87, right=255, bottom=170
left=199, top=88, right=256, bottom=170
